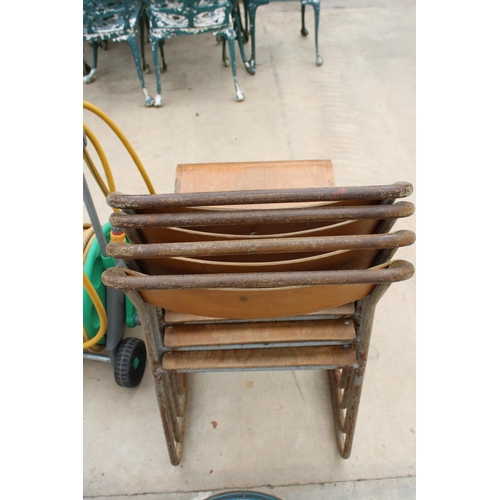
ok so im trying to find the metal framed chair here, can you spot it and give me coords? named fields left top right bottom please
left=83, top=0, right=155, bottom=106
left=144, top=0, right=245, bottom=107
left=234, top=0, right=323, bottom=75
left=101, top=160, right=415, bottom=465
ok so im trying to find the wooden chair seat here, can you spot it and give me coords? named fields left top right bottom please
left=163, top=302, right=355, bottom=323
left=103, top=260, right=412, bottom=319
left=162, top=345, right=357, bottom=372
left=163, top=317, right=356, bottom=350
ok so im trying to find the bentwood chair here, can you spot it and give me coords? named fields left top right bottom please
left=102, top=160, right=415, bottom=465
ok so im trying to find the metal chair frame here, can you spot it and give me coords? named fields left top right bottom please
left=83, top=0, right=155, bottom=106
left=144, top=0, right=245, bottom=107
left=234, top=0, right=322, bottom=75
left=102, top=175, right=415, bottom=466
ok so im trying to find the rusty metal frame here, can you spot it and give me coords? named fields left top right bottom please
left=106, top=182, right=413, bottom=209
left=109, top=202, right=414, bottom=229
left=327, top=280, right=390, bottom=458
left=106, top=230, right=415, bottom=259
left=102, top=260, right=414, bottom=290
left=123, top=288, right=187, bottom=465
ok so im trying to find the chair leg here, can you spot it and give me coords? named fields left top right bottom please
left=328, top=287, right=389, bottom=458
left=139, top=14, right=150, bottom=74
left=153, top=370, right=187, bottom=465
left=83, top=51, right=92, bottom=77
left=300, top=4, right=308, bottom=36
left=126, top=35, right=154, bottom=107
left=216, top=28, right=245, bottom=102
left=150, top=37, right=164, bottom=107
left=124, top=294, right=187, bottom=465
left=247, top=3, right=259, bottom=71
left=233, top=1, right=255, bottom=74
left=328, top=366, right=365, bottom=459
left=221, top=38, right=229, bottom=67
left=159, top=40, right=167, bottom=73
left=83, top=42, right=98, bottom=83
left=302, top=0, right=323, bottom=66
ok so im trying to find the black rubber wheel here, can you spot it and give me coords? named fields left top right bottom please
left=114, top=337, right=147, bottom=388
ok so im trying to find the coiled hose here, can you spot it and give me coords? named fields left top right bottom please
left=83, top=101, right=156, bottom=351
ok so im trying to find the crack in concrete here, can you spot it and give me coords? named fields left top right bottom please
left=83, top=475, right=417, bottom=498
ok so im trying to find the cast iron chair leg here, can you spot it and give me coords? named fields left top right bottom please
left=126, top=35, right=154, bottom=107
left=83, top=41, right=98, bottom=83
left=311, top=0, right=323, bottom=65
left=140, top=14, right=150, bottom=74
left=159, top=40, right=167, bottom=73
left=221, top=38, right=229, bottom=67
left=300, top=4, right=308, bottom=36
left=238, top=0, right=250, bottom=43
left=150, top=37, right=164, bottom=107
left=247, top=3, right=259, bottom=70
left=308, top=0, right=323, bottom=66
left=233, top=2, right=255, bottom=74
left=302, top=0, right=323, bottom=66
left=216, top=29, right=245, bottom=101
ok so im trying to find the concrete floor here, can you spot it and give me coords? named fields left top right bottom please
left=83, top=1, right=415, bottom=498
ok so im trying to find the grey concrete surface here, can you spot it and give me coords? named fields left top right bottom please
left=86, top=476, right=416, bottom=499
left=83, top=1, right=415, bottom=498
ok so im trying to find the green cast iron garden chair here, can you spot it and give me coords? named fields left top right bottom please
left=144, top=0, right=245, bottom=107
left=83, top=0, right=155, bottom=106
left=234, top=0, right=322, bottom=74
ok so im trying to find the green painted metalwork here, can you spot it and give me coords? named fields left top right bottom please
left=83, top=0, right=155, bottom=106
left=144, top=0, right=245, bottom=107
left=234, top=0, right=323, bottom=73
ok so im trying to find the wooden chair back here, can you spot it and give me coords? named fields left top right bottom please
left=103, top=182, right=415, bottom=319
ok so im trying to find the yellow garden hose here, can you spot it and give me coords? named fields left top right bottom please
left=83, top=123, right=117, bottom=195
left=83, top=227, right=105, bottom=352
left=83, top=101, right=155, bottom=351
left=83, top=143, right=111, bottom=199
left=83, top=101, right=156, bottom=194
left=83, top=272, right=107, bottom=350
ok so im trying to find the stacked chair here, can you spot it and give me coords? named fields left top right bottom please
left=83, top=0, right=154, bottom=106
left=102, top=160, right=415, bottom=465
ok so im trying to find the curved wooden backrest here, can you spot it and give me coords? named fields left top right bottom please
left=129, top=218, right=382, bottom=254
left=107, top=230, right=415, bottom=275
left=131, top=248, right=379, bottom=276
left=102, top=260, right=415, bottom=319
left=129, top=199, right=384, bottom=238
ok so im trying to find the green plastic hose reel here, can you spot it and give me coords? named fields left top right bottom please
left=83, top=222, right=137, bottom=344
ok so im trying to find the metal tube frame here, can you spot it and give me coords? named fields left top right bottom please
left=124, top=289, right=187, bottom=465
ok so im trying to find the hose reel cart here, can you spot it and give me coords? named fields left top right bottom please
left=83, top=101, right=156, bottom=387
